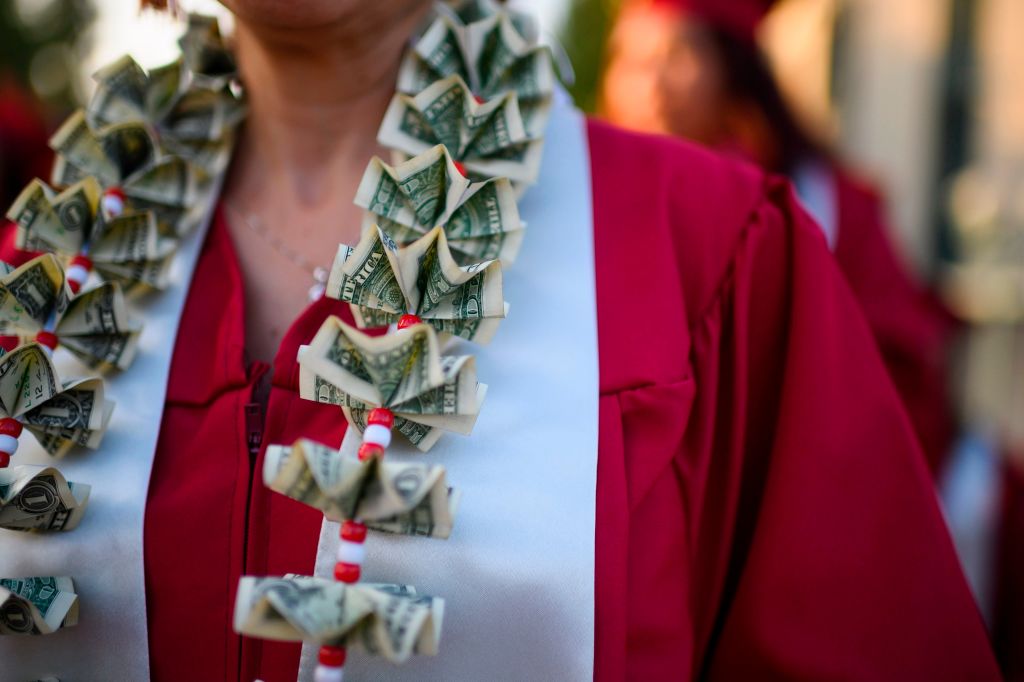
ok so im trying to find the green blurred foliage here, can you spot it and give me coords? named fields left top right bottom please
left=559, top=0, right=621, bottom=113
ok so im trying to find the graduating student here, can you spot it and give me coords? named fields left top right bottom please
left=0, top=1, right=997, bottom=680
left=604, top=0, right=958, bottom=472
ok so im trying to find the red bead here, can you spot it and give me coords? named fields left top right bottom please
left=0, top=418, right=22, bottom=438
left=473, top=94, right=485, bottom=104
left=0, top=452, right=8, bottom=468
left=0, top=336, right=19, bottom=353
left=334, top=561, right=360, bottom=583
left=397, top=314, right=422, bottom=329
left=318, top=645, right=347, bottom=667
left=102, top=186, right=127, bottom=203
left=367, top=407, right=394, bottom=429
left=35, top=331, right=58, bottom=350
left=67, top=280, right=81, bottom=295
left=357, top=442, right=384, bottom=461
left=340, top=520, right=367, bottom=543
left=69, top=254, right=93, bottom=270
left=453, top=161, right=469, bottom=178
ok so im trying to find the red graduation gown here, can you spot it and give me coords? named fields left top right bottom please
left=830, top=170, right=958, bottom=473
left=130, top=120, right=997, bottom=680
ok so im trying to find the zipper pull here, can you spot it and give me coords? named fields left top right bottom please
left=244, top=402, right=263, bottom=456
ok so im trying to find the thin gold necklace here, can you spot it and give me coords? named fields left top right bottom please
left=224, top=202, right=328, bottom=301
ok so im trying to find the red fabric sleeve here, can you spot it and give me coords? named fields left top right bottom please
left=832, top=173, right=958, bottom=473
left=691, top=178, right=997, bottom=680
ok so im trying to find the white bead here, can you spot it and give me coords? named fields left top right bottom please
left=336, top=539, right=366, bottom=566
left=313, top=665, right=344, bottom=682
left=0, top=434, right=18, bottom=456
left=362, top=423, right=391, bottom=448
left=66, top=264, right=90, bottom=288
left=101, top=194, right=124, bottom=218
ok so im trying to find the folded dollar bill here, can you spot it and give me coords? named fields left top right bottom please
left=356, top=144, right=523, bottom=263
left=398, top=3, right=555, bottom=133
left=88, top=54, right=240, bottom=176
left=265, top=438, right=458, bottom=538
left=0, top=343, right=114, bottom=457
left=0, top=464, right=90, bottom=532
left=49, top=110, right=205, bottom=237
left=7, top=177, right=176, bottom=293
left=179, top=13, right=240, bottom=93
left=327, top=225, right=507, bottom=344
left=88, top=13, right=244, bottom=176
left=235, top=575, right=443, bottom=663
left=379, top=74, right=544, bottom=185
left=299, top=316, right=486, bottom=451
left=0, top=254, right=140, bottom=371
left=0, top=576, right=78, bottom=635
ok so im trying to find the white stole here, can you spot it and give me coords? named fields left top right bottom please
left=0, top=186, right=220, bottom=681
left=793, top=159, right=839, bottom=251
left=298, top=92, right=600, bottom=681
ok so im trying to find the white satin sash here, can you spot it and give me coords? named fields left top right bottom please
left=299, top=91, right=600, bottom=681
left=0, top=185, right=220, bottom=681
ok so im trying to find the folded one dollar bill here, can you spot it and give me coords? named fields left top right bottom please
left=0, top=576, right=79, bottom=635
left=7, top=177, right=175, bottom=293
left=355, top=145, right=523, bottom=264
left=298, top=316, right=486, bottom=451
left=265, top=438, right=458, bottom=538
left=0, top=343, right=114, bottom=457
left=235, top=575, right=443, bottom=663
left=49, top=110, right=205, bottom=237
left=398, top=3, right=556, bottom=133
left=0, top=254, right=140, bottom=371
left=327, top=225, right=507, bottom=344
left=379, top=74, right=544, bottom=185
left=0, top=465, right=90, bottom=532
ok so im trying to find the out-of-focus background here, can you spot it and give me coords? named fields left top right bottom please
left=1, top=0, right=1021, bottom=677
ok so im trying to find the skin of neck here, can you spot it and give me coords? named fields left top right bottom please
left=218, top=1, right=431, bottom=361
left=226, top=0, right=430, bottom=210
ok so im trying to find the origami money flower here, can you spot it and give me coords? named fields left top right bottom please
left=356, top=145, right=524, bottom=265
left=0, top=465, right=90, bottom=533
left=299, top=316, right=485, bottom=451
left=8, top=177, right=175, bottom=293
left=87, top=15, right=244, bottom=176
left=265, top=438, right=458, bottom=538
left=0, top=343, right=114, bottom=457
left=0, top=576, right=79, bottom=635
left=49, top=110, right=203, bottom=237
left=327, top=226, right=507, bottom=344
left=0, top=254, right=140, bottom=372
left=234, top=576, right=443, bottom=663
left=398, top=0, right=557, bottom=133
left=380, top=74, right=545, bottom=185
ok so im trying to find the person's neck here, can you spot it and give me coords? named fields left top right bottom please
left=228, top=5, right=428, bottom=209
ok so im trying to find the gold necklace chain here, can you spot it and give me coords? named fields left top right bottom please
left=224, top=202, right=328, bottom=300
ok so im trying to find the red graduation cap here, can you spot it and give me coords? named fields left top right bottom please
left=645, top=0, right=777, bottom=42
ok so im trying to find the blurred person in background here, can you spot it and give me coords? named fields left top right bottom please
left=603, top=0, right=959, bottom=474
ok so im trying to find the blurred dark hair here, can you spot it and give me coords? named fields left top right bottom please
left=707, top=26, right=827, bottom=174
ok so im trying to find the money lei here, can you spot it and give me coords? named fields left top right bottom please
left=1, top=1, right=562, bottom=675
left=0, top=12, right=244, bottom=639
left=238, top=1, right=562, bottom=677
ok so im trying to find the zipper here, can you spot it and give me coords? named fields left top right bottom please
left=244, top=361, right=272, bottom=460
left=237, top=359, right=271, bottom=682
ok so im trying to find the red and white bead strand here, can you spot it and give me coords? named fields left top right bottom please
left=314, top=405, right=395, bottom=682
left=63, top=185, right=126, bottom=295
left=0, top=417, right=22, bottom=469
left=64, top=254, right=93, bottom=295
left=35, top=308, right=60, bottom=359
